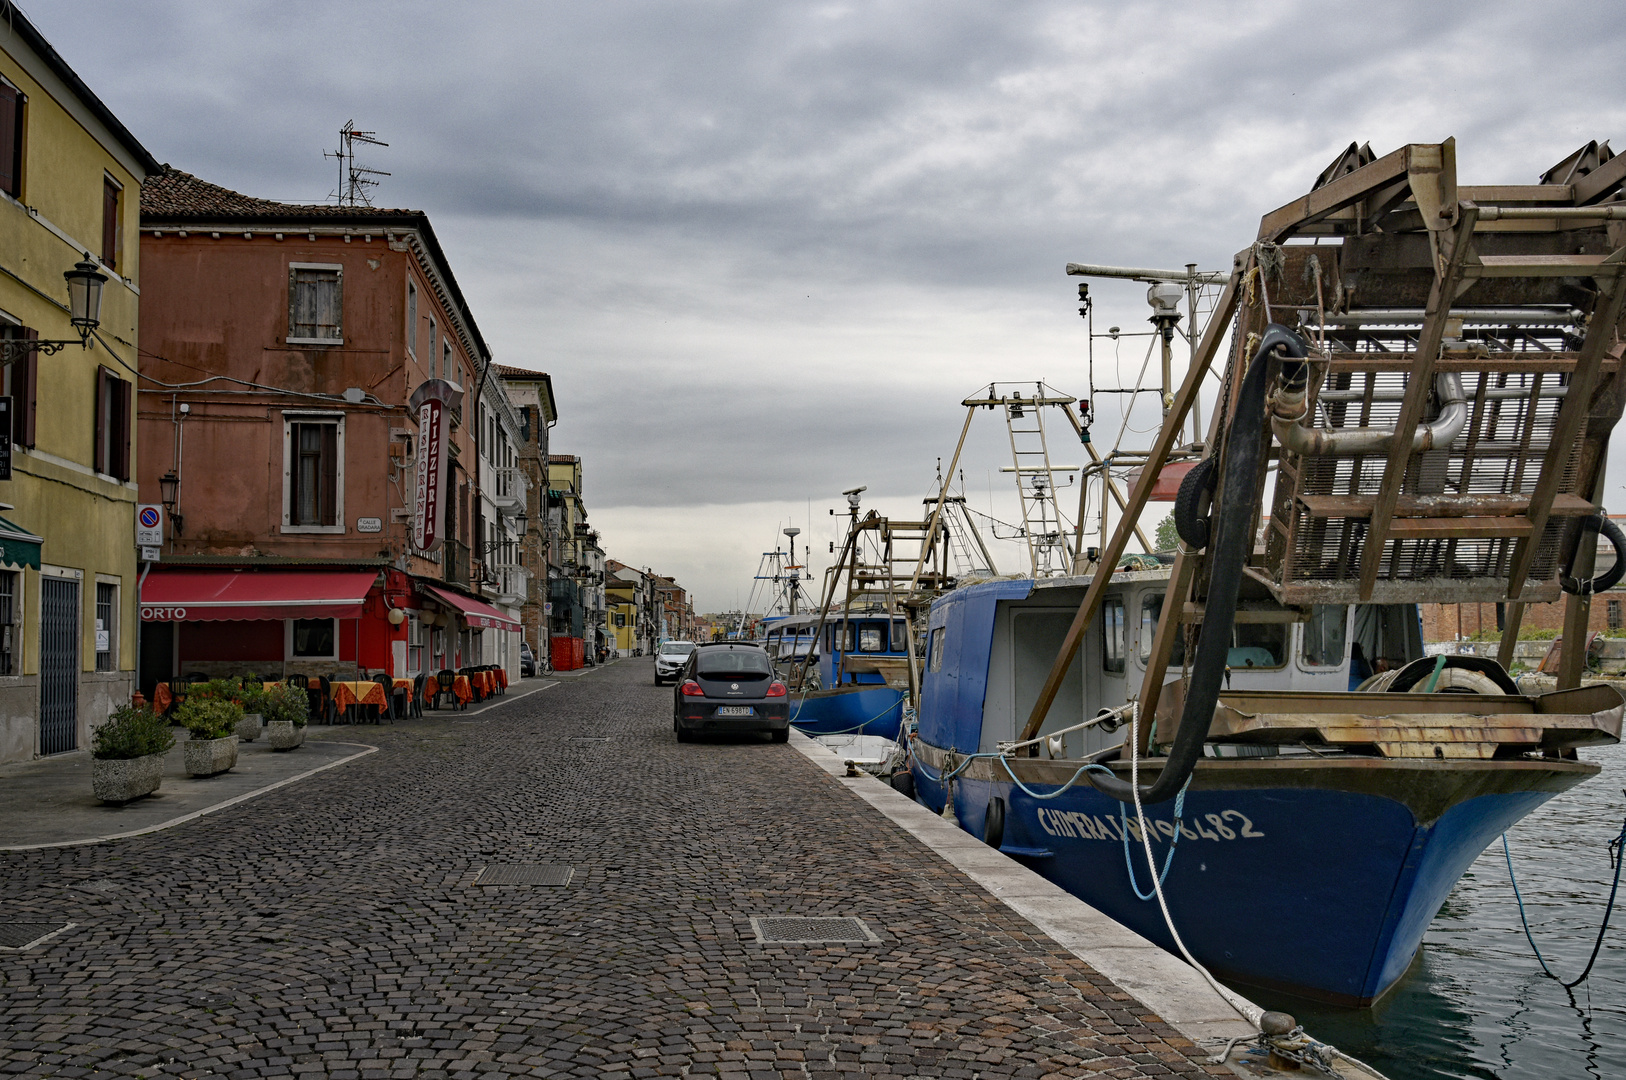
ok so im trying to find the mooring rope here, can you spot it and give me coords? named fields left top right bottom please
left=1502, top=804, right=1626, bottom=989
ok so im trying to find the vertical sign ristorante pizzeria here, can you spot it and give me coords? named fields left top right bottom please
left=409, top=379, right=460, bottom=553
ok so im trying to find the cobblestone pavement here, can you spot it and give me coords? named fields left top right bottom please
left=1, top=661, right=1226, bottom=1079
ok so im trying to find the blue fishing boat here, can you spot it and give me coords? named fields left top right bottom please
left=908, top=572, right=1622, bottom=1004
left=907, top=139, right=1626, bottom=1008
left=767, top=611, right=908, bottom=738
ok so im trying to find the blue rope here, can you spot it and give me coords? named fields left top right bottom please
left=1122, top=777, right=1191, bottom=901
left=1502, top=808, right=1626, bottom=989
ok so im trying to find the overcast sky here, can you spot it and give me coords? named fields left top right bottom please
left=23, top=0, right=1626, bottom=611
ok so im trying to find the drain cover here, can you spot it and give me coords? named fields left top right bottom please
left=0, top=922, right=74, bottom=950
left=476, top=864, right=573, bottom=887
left=750, top=916, right=880, bottom=944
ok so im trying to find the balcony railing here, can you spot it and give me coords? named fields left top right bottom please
left=492, top=466, right=526, bottom=515
left=493, top=564, right=529, bottom=604
left=445, top=540, right=471, bottom=587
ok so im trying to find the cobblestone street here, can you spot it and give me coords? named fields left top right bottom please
left=1, top=661, right=1222, bottom=1080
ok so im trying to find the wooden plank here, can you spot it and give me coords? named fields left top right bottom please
left=1385, top=517, right=1534, bottom=540
left=1573, top=151, right=1626, bottom=205
left=1016, top=261, right=1244, bottom=744
left=1468, top=253, right=1625, bottom=278
left=1507, top=262, right=1626, bottom=595
left=1496, top=602, right=1526, bottom=669
left=1459, top=185, right=1575, bottom=203
left=1299, top=493, right=1594, bottom=518
left=1357, top=207, right=1479, bottom=600
left=1259, top=144, right=1415, bottom=243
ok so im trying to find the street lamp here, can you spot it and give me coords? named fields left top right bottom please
left=1, top=255, right=108, bottom=364
left=159, top=470, right=183, bottom=537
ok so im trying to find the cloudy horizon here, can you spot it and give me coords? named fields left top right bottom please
left=20, top=0, right=1626, bottom=610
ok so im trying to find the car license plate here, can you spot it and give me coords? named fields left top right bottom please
left=714, top=706, right=754, bottom=717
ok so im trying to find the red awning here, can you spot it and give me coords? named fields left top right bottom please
left=424, top=584, right=522, bottom=631
left=140, top=568, right=380, bottom=622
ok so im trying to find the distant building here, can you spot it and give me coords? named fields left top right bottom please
left=496, top=366, right=558, bottom=663
left=0, top=11, right=160, bottom=762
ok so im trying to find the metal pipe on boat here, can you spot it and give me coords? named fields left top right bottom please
left=1270, top=372, right=1466, bottom=456
left=1085, top=324, right=1307, bottom=806
left=1065, top=262, right=1230, bottom=284
left=1314, top=307, right=1584, bottom=326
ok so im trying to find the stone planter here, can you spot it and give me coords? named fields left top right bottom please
left=91, top=752, right=166, bottom=804
left=184, top=735, right=239, bottom=777
left=266, top=721, right=306, bottom=751
left=237, top=712, right=263, bottom=743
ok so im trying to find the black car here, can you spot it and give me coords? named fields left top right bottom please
left=520, top=641, right=537, bottom=678
left=672, top=642, right=789, bottom=742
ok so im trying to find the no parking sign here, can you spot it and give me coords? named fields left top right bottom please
left=136, top=504, right=164, bottom=546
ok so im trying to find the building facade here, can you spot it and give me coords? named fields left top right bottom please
left=0, top=12, right=159, bottom=763
left=135, top=168, right=524, bottom=689
left=496, top=366, right=557, bottom=665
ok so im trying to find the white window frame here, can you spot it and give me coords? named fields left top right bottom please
left=428, top=317, right=437, bottom=378
left=286, top=262, right=345, bottom=346
left=94, top=574, right=120, bottom=673
left=286, top=617, right=340, bottom=661
left=280, top=410, right=346, bottom=534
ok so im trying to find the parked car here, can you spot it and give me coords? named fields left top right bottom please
left=654, top=640, right=696, bottom=685
left=671, top=642, right=789, bottom=742
left=520, top=641, right=537, bottom=678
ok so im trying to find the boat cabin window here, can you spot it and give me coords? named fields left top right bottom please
left=1102, top=598, right=1126, bottom=674
left=1138, top=594, right=1185, bottom=666
left=836, top=622, right=855, bottom=652
left=1229, top=622, right=1287, bottom=669
left=766, top=630, right=782, bottom=657
left=929, top=626, right=944, bottom=672
left=1301, top=605, right=1347, bottom=668
left=858, top=623, right=885, bottom=652
left=892, top=620, right=908, bottom=653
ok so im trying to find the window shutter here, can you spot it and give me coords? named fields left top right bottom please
left=17, top=329, right=36, bottom=448
left=0, top=82, right=19, bottom=197
left=102, top=179, right=119, bottom=270
left=321, top=422, right=338, bottom=524
left=93, top=367, right=108, bottom=474
left=115, top=378, right=132, bottom=481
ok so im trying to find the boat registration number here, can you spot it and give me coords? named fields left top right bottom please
left=715, top=706, right=755, bottom=717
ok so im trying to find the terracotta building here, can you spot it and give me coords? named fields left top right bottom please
left=495, top=366, right=558, bottom=664
left=134, top=168, right=524, bottom=690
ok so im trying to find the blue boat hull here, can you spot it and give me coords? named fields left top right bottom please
left=910, top=750, right=1593, bottom=1005
left=790, top=685, right=905, bottom=738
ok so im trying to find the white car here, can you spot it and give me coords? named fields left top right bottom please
left=654, top=640, right=696, bottom=685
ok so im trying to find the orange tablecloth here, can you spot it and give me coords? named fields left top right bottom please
left=471, top=671, right=493, bottom=697
left=153, top=682, right=174, bottom=713
left=424, top=675, right=472, bottom=705
left=331, top=680, right=388, bottom=711
left=496, top=668, right=509, bottom=689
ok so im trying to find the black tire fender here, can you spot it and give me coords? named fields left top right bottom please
left=983, top=796, right=1006, bottom=849
left=889, top=771, right=916, bottom=799
left=1173, top=457, right=1217, bottom=550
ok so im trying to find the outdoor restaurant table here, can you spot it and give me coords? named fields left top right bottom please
left=495, top=668, right=508, bottom=689
left=423, top=674, right=473, bottom=706
left=331, top=680, right=387, bottom=711
left=471, top=671, right=493, bottom=698
left=152, top=682, right=175, bottom=713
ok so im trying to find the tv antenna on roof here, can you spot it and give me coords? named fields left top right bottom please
left=325, top=120, right=390, bottom=207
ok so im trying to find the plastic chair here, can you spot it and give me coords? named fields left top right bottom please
left=372, top=673, right=396, bottom=723
left=432, top=669, right=459, bottom=711
left=411, top=673, right=426, bottom=718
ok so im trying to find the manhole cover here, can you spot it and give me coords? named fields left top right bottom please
left=0, top=922, right=75, bottom=950
left=476, top=864, right=573, bottom=887
left=75, top=879, right=120, bottom=893
left=750, top=916, right=880, bottom=944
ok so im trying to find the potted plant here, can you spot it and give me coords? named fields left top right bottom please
left=177, top=695, right=241, bottom=777
left=90, top=704, right=176, bottom=803
left=261, top=682, right=310, bottom=750
left=237, top=675, right=265, bottom=742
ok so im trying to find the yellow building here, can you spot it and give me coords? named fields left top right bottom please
left=1, top=13, right=159, bottom=762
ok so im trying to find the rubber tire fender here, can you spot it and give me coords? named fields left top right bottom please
left=889, top=770, right=917, bottom=800
left=1173, top=456, right=1217, bottom=550
left=983, top=796, right=1006, bottom=849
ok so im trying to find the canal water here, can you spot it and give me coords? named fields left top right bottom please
left=1252, top=743, right=1626, bottom=1080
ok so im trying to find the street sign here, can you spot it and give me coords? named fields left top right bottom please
left=357, top=517, right=382, bottom=533
left=135, top=504, right=164, bottom=546
left=140, top=546, right=161, bottom=561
